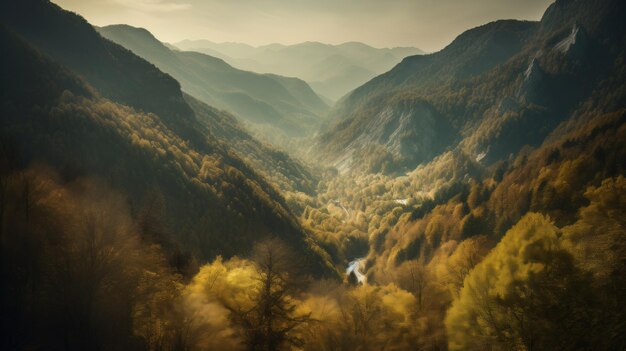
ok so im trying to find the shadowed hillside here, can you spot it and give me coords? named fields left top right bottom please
left=0, top=0, right=336, bottom=277
left=97, top=24, right=329, bottom=150
left=315, top=0, right=625, bottom=175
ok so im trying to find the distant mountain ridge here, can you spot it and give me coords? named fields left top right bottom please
left=97, top=24, right=329, bottom=150
left=174, top=39, right=425, bottom=101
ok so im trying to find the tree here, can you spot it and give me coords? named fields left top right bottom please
left=445, top=213, right=596, bottom=351
left=226, top=239, right=311, bottom=351
left=396, top=259, right=430, bottom=311
left=445, top=235, right=492, bottom=297
left=300, top=283, right=417, bottom=351
left=0, top=167, right=185, bottom=350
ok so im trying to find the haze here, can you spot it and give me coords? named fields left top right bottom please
left=52, top=0, right=552, bottom=51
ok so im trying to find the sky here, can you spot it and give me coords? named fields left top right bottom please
left=52, top=0, right=554, bottom=52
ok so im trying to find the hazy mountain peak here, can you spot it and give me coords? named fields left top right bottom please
left=99, top=24, right=329, bottom=150
left=98, top=24, right=174, bottom=56
left=173, top=38, right=424, bottom=101
left=337, top=41, right=375, bottom=49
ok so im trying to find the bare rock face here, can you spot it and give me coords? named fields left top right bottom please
left=554, top=24, right=590, bottom=60
left=325, top=100, right=454, bottom=174
left=518, top=57, right=546, bottom=103
left=497, top=96, right=520, bottom=116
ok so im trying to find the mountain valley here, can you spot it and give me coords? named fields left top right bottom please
left=1, top=0, right=625, bottom=350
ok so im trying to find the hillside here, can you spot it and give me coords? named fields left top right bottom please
left=184, top=93, right=319, bottom=195
left=2, top=0, right=626, bottom=350
left=313, top=19, right=539, bottom=173
left=295, top=1, right=626, bottom=347
left=315, top=0, right=626, bottom=174
left=97, top=24, right=329, bottom=150
left=304, top=0, right=626, bottom=269
left=0, top=0, right=336, bottom=277
left=174, top=39, right=425, bottom=101
left=0, top=1, right=199, bottom=140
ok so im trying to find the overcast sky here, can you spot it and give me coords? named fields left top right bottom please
left=52, top=0, right=553, bottom=52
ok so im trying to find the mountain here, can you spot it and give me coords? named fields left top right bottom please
left=298, top=1, right=626, bottom=347
left=2, top=0, right=626, bottom=349
left=315, top=0, right=626, bottom=174
left=0, top=1, right=199, bottom=141
left=310, top=0, right=626, bottom=277
left=176, top=39, right=257, bottom=59
left=314, top=20, right=538, bottom=173
left=174, top=39, right=425, bottom=101
left=97, top=24, right=329, bottom=149
left=0, top=0, right=336, bottom=277
left=306, top=54, right=377, bottom=103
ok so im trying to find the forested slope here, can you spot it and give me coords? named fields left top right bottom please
left=0, top=1, right=336, bottom=277
left=97, top=24, right=329, bottom=147
left=315, top=0, right=626, bottom=174
left=298, top=0, right=626, bottom=347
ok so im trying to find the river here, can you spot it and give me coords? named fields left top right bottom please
left=346, top=258, right=367, bottom=284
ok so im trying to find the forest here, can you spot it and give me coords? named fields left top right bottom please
left=1, top=0, right=625, bottom=350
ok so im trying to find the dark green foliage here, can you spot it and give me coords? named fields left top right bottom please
left=185, top=94, right=319, bottom=195
left=0, top=165, right=181, bottom=350
left=0, top=0, right=200, bottom=142
left=313, top=20, right=538, bottom=173
left=0, top=10, right=336, bottom=278
left=314, top=0, right=626, bottom=174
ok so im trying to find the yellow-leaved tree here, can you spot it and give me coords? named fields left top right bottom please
left=446, top=213, right=596, bottom=351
